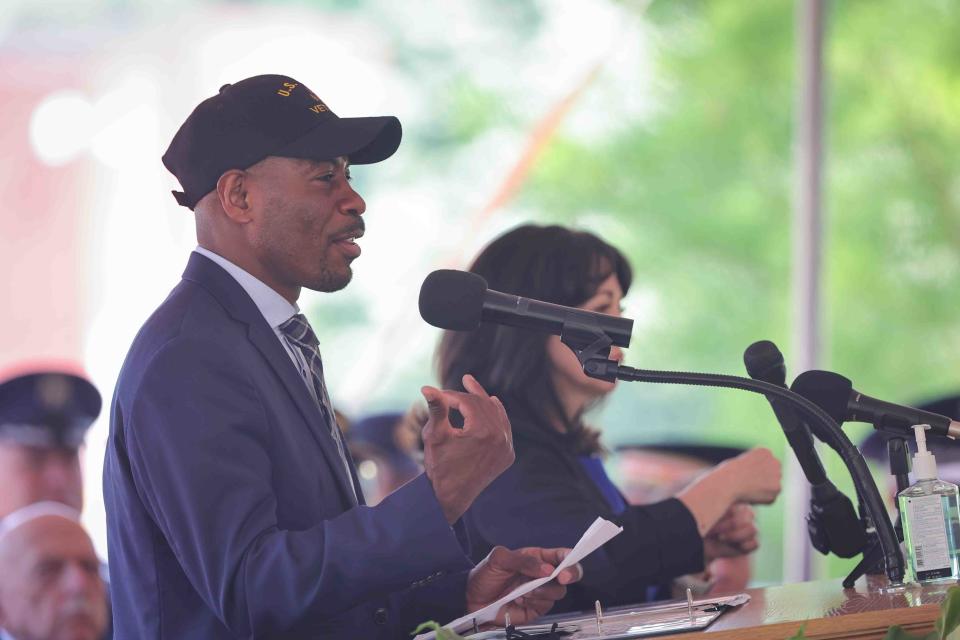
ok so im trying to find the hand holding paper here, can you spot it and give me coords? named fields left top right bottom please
left=466, top=547, right=581, bottom=626
left=416, top=517, right=623, bottom=640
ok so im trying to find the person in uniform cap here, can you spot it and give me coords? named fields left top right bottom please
left=105, top=74, right=579, bottom=640
left=0, top=371, right=101, bottom=519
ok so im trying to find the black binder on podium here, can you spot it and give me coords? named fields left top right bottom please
left=468, top=592, right=749, bottom=640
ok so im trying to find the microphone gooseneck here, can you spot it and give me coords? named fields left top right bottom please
left=607, top=364, right=903, bottom=583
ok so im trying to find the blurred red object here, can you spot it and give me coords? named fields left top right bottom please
left=0, top=57, right=95, bottom=367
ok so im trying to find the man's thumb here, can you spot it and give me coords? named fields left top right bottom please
left=421, top=386, right=448, bottom=422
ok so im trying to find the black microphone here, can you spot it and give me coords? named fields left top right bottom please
left=743, top=341, right=828, bottom=485
left=743, top=341, right=865, bottom=558
left=791, top=370, right=960, bottom=440
left=418, top=269, right=634, bottom=347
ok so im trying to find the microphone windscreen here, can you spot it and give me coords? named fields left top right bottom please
left=791, top=370, right=854, bottom=424
left=418, top=269, right=488, bottom=331
left=743, top=340, right=787, bottom=385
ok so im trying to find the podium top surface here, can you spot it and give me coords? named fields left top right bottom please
left=664, top=576, right=953, bottom=640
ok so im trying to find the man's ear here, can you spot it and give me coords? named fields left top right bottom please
left=216, top=170, right=253, bottom=224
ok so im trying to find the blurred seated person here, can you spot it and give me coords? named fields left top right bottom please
left=346, top=412, right=423, bottom=505
left=614, top=444, right=752, bottom=596
left=437, top=224, right=782, bottom=612
left=0, top=502, right=108, bottom=640
left=0, top=370, right=101, bottom=518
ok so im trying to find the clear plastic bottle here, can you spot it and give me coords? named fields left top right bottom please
left=897, top=424, right=960, bottom=583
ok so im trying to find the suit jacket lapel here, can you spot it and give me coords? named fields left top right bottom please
left=182, top=252, right=359, bottom=506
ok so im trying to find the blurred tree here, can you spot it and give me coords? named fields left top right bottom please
left=518, top=0, right=796, bottom=584
left=515, top=0, right=960, bottom=582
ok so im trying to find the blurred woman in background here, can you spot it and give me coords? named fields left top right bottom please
left=436, top=224, right=782, bottom=611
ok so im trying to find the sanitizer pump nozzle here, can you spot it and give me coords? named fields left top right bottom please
left=912, top=424, right=938, bottom=481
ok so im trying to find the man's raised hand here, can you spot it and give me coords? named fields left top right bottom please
left=421, top=374, right=515, bottom=524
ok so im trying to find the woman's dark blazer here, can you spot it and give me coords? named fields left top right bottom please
left=463, top=407, right=705, bottom=612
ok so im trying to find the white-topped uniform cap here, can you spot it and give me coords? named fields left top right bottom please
left=0, top=501, right=80, bottom=544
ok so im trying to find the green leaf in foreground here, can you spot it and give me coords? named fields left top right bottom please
left=935, top=586, right=960, bottom=640
left=410, top=621, right=467, bottom=640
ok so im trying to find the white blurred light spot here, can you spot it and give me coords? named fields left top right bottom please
left=29, top=91, right=94, bottom=166
left=91, top=104, right=159, bottom=169
left=90, top=77, right=161, bottom=169
left=359, top=460, right=379, bottom=480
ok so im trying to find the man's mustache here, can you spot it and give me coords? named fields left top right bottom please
left=57, top=593, right=106, bottom=628
left=333, top=219, right=365, bottom=240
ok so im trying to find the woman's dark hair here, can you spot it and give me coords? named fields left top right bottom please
left=436, top=224, right=632, bottom=454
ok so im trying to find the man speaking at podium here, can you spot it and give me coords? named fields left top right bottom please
left=103, top=74, right=579, bottom=639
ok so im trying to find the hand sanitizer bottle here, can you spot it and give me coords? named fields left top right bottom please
left=898, top=424, right=960, bottom=583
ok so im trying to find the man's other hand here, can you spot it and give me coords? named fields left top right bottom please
left=466, top=547, right=582, bottom=626
left=421, top=375, right=515, bottom=523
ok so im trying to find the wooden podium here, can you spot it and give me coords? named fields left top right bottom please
left=661, top=576, right=953, bottom=640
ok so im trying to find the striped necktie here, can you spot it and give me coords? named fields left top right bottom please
left=278, top=313, right=357, bottom=502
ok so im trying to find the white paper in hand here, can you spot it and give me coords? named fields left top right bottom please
left=414, top=517, right=623, bottom=640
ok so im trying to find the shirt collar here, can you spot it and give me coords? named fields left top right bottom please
left=193, top=247, right=298, bottom=329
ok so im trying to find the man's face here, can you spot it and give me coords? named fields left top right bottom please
left=0, top=444, right=83, bottom=518
left=0, top=517, right=107, bottom=640
left=245, top=156, right=366, bottom=294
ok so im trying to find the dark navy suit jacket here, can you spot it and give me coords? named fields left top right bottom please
left=463, top=407, right=704, bottom=613
left=104, top=253, right=472, bottom=639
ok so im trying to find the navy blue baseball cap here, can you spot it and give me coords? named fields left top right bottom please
left=0, top=371, right=102, bottom=449
left=162, top=74, right=402, bottom=210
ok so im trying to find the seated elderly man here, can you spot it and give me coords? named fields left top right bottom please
left=0, top=502, right=108, bottom=640
left=0, top=370, right=101, bottom=518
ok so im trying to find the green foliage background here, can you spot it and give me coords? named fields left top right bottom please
left=300, top=0, right=960, bottom=584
